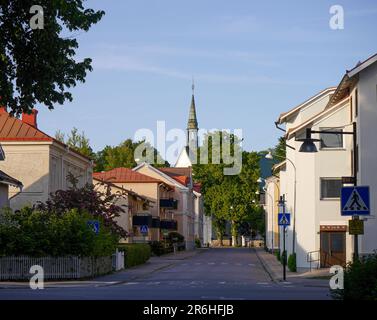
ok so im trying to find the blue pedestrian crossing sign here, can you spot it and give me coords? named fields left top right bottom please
left=278, top=213, right=291, bottom=226
left=87, top=220, right=100, bottom=235
left=140, top=225, right=149, bottom=234
left=341, top=186, right=370, bottom=216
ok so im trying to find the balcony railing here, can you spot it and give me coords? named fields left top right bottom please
left=133, top=214, right=160, bottom=228
left=160, top=198, right=178, bottom=209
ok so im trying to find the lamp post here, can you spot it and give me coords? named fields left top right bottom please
left=265, top=152, right=297, bottom=256
left=297, top=122, right=359, bottom=261
left=257, top=188, right=274, bottom=253
left=278, top=194, right=287, bottom=281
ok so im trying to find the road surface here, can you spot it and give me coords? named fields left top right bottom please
left=0, top=248, right=331, bottom=300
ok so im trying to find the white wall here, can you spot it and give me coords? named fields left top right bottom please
left=283, top=99, right=354, bottom=269
left=357, top=61, right=377, bottom=254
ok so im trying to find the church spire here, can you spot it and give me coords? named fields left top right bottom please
left=187, top=79, right=198, bottom=130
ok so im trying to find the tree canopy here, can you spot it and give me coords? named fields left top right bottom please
left=95, top=139, right=169, bottom=172
left=55, top=127, right=94, bottom=159
left=192, top=131, right=262, bottom=243
left=0, top=1, right=104, bottom=115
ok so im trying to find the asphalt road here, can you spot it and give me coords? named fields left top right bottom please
left=0, top=248, right=331, bottom=300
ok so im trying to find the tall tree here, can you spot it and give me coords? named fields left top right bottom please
left=55, top=127, right=94, bottom=159
left=0, top=1, right=104, bottom=115
left=193, top=131, right=260, bottom=246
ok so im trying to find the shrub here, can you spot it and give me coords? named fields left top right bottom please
left=118, top=244, right=151, bottom=268
left=0, top=207, right=118, bottom=257
left=150, top=241, right=173, bottom=256
left=281, top=250, right=287, bottom=265
left=288, top=253, right=297, bottom=272
left=332, top=253, right=377, bottom=300
left=195, top=237, right=201, bottom=248
left=275, top=249, right=281, bottom=261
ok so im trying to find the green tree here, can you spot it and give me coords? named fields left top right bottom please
left=94, top=139, right=169, bottom=172
left=0, top=1, right=104, bottom=115
left=273, top=136, right=286, bottom=160
left=193, top=131, right=261, bottom=246
left=55, top=127, right=94, bottom=159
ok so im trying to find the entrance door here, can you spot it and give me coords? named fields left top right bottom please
left=320, top=231, right=346, bottom=267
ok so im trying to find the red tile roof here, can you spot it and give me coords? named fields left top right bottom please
left=0, top=111, right=52, bottom=142
left=93, top=167, right=162, bottom=183
left=0, top=109, right=92, bottom=160
left=158, top=167, right=191, bottom=186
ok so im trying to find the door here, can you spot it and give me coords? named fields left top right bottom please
left=320, top=231, right=346, bottom=267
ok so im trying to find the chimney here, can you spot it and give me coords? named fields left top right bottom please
left=22, top=109, right=38, bottom=128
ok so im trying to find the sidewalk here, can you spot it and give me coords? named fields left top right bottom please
left=0, top=249, right=205, bottom=289
left=254, top=248, right=330, bottom=284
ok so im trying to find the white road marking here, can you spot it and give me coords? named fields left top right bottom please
left=221, top=262, right=228, bottom=265
left=257, top=282, right=269, bottom=285
left=235, top=263, right=242, bottom=266
left=218, top=281, right=226, bottom=284
left=123, top=282, right=139, bottom=286
left=208, top=262, right=215, bottom=265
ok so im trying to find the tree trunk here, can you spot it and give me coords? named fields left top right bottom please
left=231, top=221, right=238, bottom=247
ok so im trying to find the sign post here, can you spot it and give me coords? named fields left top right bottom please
left=341, top=185, right=370, bottom=261
left=278, top=195, right=290, bottom=281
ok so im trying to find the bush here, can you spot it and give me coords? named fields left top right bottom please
left=0, top=207, right=118, bottom=257
left=288, top=253, right=297, bottom=272
left=118, top=244, right=151, bottom=268
left=275, top=249, right=281, bottom=261
left=332, top=253, right=377, bottom=300
left=195, top=237, right=201, bottom=248
left=150, top=241, right=173, bottom=256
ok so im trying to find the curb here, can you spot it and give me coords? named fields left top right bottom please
left=253, top=248, right=281, bottom=282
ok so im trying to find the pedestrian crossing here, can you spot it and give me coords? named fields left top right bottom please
left=176, top=262, right=256, bottom=267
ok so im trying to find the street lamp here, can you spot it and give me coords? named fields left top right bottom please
left=265, top=152, right=297, bottom=256
left=297, top=122, right=359, bottom=260
left=256, top=189, right=274, bottom=253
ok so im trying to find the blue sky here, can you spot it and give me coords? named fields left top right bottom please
left=37, top=0, right=377, bottom=164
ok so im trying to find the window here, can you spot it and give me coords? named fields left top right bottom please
left=320, top=178, right=342, bottom=199
left=320, top=128, right=343, bottom=149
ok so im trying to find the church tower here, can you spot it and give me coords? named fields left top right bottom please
left=187, top=82, right=198, bottom=150
left=174, top=82, right=199, bottom=168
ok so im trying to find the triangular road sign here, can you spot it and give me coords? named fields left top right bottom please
left=343, top=189, right=368, bottom=212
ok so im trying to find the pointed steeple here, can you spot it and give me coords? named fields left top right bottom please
left=187, top=80, right=198, bottom=130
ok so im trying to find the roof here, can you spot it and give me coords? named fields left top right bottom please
left=93, top=178, right=154, bottom=204
left=327, top=52, right=377, bottom=108
left=0, top=111, right=52, bottom=142
left=0, top=110, right=92, bottom=161
left=133, top=162, right=190, bottom=190
left=93, top=167, right=163, bottom=183
left=187, top=94, right=198, bottom=129
left=193, top=182, right=201, bottom=193
left=286, top=96, right=350, bottom=139
left=0, top=170, right=23, bottom=188
left=277, top=87, right=336, bottom=124
left=159, top=167, right=192, bottom=186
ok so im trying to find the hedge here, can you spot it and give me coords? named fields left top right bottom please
left=288, top=253, right=297, bottom=272
left=118, top=243, right=151, bottom=268
left=332, top=253, right=377, bottom=300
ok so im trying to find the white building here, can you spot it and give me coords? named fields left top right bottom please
left=277, top=87, right=354, bottom=269
left=276, top=53, right=377, bottom=269
left=325, top=53, right=377, bottom=256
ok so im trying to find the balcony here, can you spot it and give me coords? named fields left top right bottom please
left=160, top=219, right=178, bottom=230
left=160, top=198, right=178, bottom=209
left=133, top=215, right=160, bottom=228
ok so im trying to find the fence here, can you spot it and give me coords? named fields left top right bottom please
left=0, top=256, right=112, bottom=281
left=112, top=249, right=125, bottom=271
